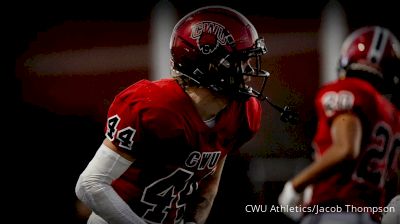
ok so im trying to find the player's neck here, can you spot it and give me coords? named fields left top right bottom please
left=185, top=87, right=228, bottom=121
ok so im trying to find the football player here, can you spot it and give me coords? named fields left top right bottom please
left=278, top=26, right=400, bottom=224
left=75, top=5, right=270, bottom=224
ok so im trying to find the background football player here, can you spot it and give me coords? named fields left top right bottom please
left=278, top=26, right=400, bottom=224
left=75, top=5, right=271, bottom=224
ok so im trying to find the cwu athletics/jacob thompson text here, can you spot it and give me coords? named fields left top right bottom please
left=245, top=204, right=395, bottom=215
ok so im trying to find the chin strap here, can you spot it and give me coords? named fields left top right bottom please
left=251, top=90, right=300, bottom=125
left=262, top=96, right=300, bottom=124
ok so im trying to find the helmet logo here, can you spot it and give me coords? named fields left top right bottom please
left=191, top=21, right=233, bottom=55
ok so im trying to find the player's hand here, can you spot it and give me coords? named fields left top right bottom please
left=278, top=181, right=303, bottom=221
left=381, top=195, right=400, bottom=224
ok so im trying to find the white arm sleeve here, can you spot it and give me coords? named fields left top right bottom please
left=75, top=144, right=146, bottom=224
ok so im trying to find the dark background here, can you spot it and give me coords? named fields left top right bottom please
left=11, top=0, right=399, bottom=223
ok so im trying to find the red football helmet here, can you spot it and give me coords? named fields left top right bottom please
left=170, top=5, right=269, bottom=99
left=338, top=26, right=400, bottom=93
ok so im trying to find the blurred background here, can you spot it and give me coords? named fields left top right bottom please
left=12, top=0, right=399, bottom=223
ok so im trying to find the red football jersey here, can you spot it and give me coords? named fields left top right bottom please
left=104, top=78, right=261, bottom=224
left=309, top=77, right=400, bottom=218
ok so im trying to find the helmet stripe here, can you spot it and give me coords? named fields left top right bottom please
left=368, top=26, right=389, bottom=64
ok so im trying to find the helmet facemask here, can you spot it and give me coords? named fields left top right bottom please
left=174, top=37, right=270, bottom=100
